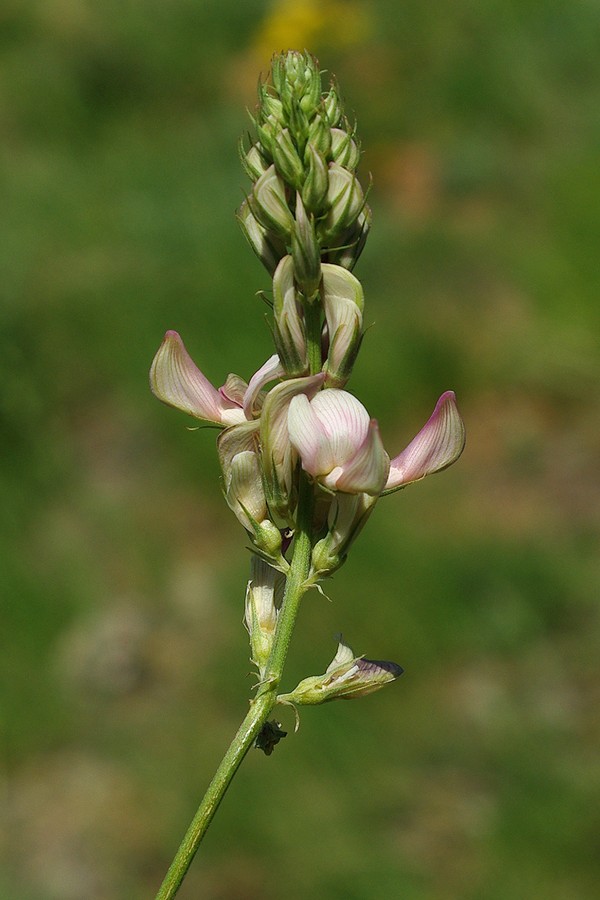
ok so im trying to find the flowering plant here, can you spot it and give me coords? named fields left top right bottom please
left=151, top=51, right=465, bottom=898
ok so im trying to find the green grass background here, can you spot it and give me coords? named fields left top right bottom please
left=2, top=1, right=599, bottom=897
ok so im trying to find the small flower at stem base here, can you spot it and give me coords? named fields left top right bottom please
left=278, top=637, right=403, bottom=705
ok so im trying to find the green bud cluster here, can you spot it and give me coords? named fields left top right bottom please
left=238, top=51, right=370, bottom=384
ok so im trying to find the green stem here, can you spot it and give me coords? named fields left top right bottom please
left=304, top=295, right=323, bottom=377
left=155, top=477, right=315, bottom=899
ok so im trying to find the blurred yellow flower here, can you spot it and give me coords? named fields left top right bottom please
left=252, top=0, right=371, bottom=61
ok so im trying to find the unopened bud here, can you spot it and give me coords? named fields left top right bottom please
left=271, top=128, right=305, bottom=191
left=330, top=128, right=360, bottom=170
left=310, top=493, right=377, bottom=578
left=327, top=206, right=371, bottom=271
left=321, top=263, right=364, bottom=388
left=237, top=199, right=287, bottom=276
left=318, top=164, right=365, bottom=244
left=323, top=86, right=342, bottom=127
left=272, top=254, right=308, bottom=375
left=244, top=557, right=284, bottom=675
left=278, top=637, right=403, bottom=705
left=307, top=113, right=332, bottom=159
left=291, top=194, right=321, bottom=301
left=257, top=85, right=284, bottom=125
left=301, top=143, right=329, bottom=216
left=251, top=165, right=294, bottom=240
left=260, top=373, right=325, bottom=527
left=218, top=422, right=266, bottom=527
left=240, top=142, right=270, bottom=181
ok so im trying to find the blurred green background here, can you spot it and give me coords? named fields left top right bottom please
left=2, top=1, right=599, bottom=897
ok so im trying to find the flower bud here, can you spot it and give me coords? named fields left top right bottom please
left=272, top=254, right=308, bottom=375
left=257, top=85, right=284, bottom=126
left=278, top=637, right=403, bottom=705
left=311, top=493, right=377, bottom=577
left=291, top=194, right=321, bottom=302
left=321, top=263, right=364, bottom=388
left=301, top=143, right=329, bottom=216
left=240, top=141, right=270, bottom=181
left=328, top=206, right=371, bottom=270
left=244, top=557, right=284, bottom=676
left=318, top=164, right=365, bottom=244
left=274, top=51, right=321, bottom=119
left=307, top=113, right=332, bottom=159
left=330, top=128, right=360, bottom=170
left=256, top=114, right=278, bottom=159
left=271, top=128, right=305, bottom=191
left=251, top=165, right=294, bottom=239
left=237, top=198, right=287, bottom=276
left=218, top=422, right=286, bottom=565
left=323, top=86, right=342, bottom=127
left=218, top=422, right=266, bottom=526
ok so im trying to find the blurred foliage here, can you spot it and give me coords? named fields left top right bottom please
left=1, top=1, right=599, bottom=898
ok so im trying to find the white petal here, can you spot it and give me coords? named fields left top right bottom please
left=385, top=391, right=466, bottom=492
left=334, top=419, right=390, bottom=495
left=310, top=390, right=371, bottom=467
left=288, top=393, right=335, bottom=475
left=243, top=354, right=284, bottom=419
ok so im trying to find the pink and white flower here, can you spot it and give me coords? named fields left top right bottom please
left=287, top=389, right=390, bottom=496
left=287, top=388, right=465, bottom=497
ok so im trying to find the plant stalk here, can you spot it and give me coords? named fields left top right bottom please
left=155, top=476, right=315, bottom=899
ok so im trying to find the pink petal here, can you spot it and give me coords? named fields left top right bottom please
left=385, top=391, right=466, bottom=492
left=149, top=331, right=245, bottom=425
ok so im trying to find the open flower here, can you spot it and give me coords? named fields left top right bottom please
left=150, top=330, right=283, bottom=426
left=287, top=390, right=390, bottom=496
left=288, top=388, right=465, bottom=498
